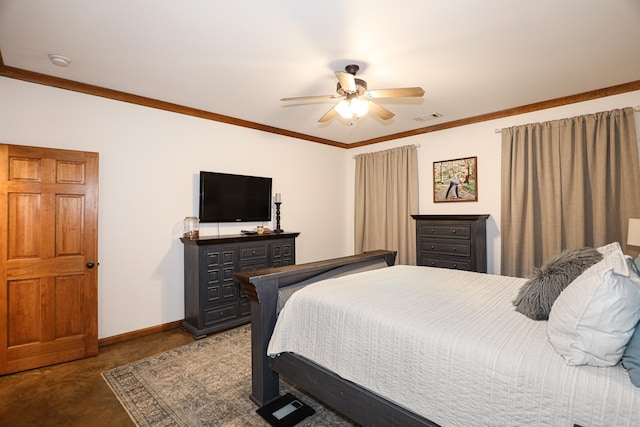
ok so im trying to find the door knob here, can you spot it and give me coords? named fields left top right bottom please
left=86, top=261, right=96, bottom=269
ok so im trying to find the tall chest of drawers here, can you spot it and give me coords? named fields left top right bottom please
left=180, top=232, right=299, bottom=339
left=412, top=215, right=489, bottom=273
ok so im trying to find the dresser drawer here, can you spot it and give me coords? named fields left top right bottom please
left=420, top=257, right=471, bottom=271
left=272, top=257, right=293, bottom=268
left=207, top=249, right=235, bottom=266
left=239, top=244, right=268, bottom=261
left=206, top=282, right=236, bottom=303
left=417, top=223, right=471, bottom=240
left=207, top=266, right=235, bottom=283
left=419, top=239, right=471, bottom=257
left=203, top=304, right=238, bottom=326
left=239, top=259, right=268, bottom=272
left=272, top=241, right=294, bottom=258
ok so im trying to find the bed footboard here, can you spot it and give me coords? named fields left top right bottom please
left=235, top=250, right=397, bottom=407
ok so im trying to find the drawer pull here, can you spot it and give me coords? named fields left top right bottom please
left=452, top=229, right=456, bottom=233
left=453, top=264, right=458, bottom=268
left=430, top=229, right=435, bottom=233
left=431, top=245, right=435, bottom=249
left=452, top=247, right=457, bottom=252
left=431, top=261, right=436, bottom=266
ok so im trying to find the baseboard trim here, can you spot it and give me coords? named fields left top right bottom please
left=98, top=320, right=184, bottom=348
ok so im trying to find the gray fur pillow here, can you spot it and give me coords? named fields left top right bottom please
left=513, top=247, right=603, bottom=320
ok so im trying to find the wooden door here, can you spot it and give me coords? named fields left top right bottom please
left=0, top=144, right=99, bottom=375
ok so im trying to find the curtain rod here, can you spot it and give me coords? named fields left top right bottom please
left=352, top=143, right=420, bottom=159
left=494, top=105, right=640, bottom=133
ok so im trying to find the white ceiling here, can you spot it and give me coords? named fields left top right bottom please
left=1, top=0, right=639, bottom=145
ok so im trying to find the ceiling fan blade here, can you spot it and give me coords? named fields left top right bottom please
left=335, top=71, right=356, bottom=93
left=318, top=105, right=338, bottom=122
left=365, top=87, right=425, bottom=98
left=281, top=94, right=342, bottom=101
left=368, top=101, right=395, bottom=120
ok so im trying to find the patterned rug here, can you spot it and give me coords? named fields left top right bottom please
left=102, top=324, right=354, bottom=426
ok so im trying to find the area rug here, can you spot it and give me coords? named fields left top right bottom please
left=102, top=325, right=354, bottom=426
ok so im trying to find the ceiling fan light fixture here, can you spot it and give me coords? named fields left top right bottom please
left=281, top=63, right=423, bottom=123
left=336, top=96, right=368, bottom=119
left=335, top=100, right=351, bottom=119
left=351, top=97, right=368, bottom=116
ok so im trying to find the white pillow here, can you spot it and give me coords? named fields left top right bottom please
left=547, top=249, right=640, bottom=366
left=596, top=242, right=626, bottom=266
left=593, top=242, right=629, bottom=276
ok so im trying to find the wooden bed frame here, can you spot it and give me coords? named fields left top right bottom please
left=235, top=250, right=439, bottom=427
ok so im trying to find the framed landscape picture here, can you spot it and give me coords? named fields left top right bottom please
left=433, top=156, right=478, bottom=202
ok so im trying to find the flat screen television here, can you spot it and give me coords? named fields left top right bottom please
left=199, top=171, right=272, bottom=223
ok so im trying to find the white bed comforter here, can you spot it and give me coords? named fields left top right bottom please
left=267, top=265, right=640, bottom=427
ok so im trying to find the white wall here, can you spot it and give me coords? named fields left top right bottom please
left=346, top=90, right=640, bottom=274
left=2, top=76, right=639, bottom=338
left=0, top=77, right=349, bottom=338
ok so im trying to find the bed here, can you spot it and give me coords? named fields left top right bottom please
left=235, top=249, right=640, bottom=427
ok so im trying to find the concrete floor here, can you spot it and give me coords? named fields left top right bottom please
left=0, top=327, right=195, bottom=426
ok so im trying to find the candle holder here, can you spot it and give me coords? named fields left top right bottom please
left=274, top=202, right=283, bottom=233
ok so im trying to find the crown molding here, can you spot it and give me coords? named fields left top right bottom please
left=0, top=64, right=348, bottom=149
left=2, top=61, right=639, bottom=150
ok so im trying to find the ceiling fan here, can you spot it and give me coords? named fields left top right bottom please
left=281, top=64, right=425, bottom=123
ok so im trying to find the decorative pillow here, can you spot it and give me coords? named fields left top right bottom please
left=622, top=322, right=640, bottom=387
left=547, top=249, right=640, bottom=366
left=513, top=247, right=603, bottom=320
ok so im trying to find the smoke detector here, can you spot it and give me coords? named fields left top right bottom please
left=48, top=54, right=70, bottom=67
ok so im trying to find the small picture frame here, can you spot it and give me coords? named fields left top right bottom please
left=433, top=156, right=478, bottom=202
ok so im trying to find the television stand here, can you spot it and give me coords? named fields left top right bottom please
left=180, top=232, right=299, bottom=339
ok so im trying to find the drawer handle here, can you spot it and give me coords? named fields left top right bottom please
left=430, top=229, right=435, bottom=233
left=452, top=229, right=456, bottom=233
left=452, top=247, right=457, bottom=252
left=252, top=250, right=256, bottom=255
left=431, top=261, right=436, bottom=266
left=431, top=245, right=435, bottom=249
left=453, top=264, right=458, bottom=268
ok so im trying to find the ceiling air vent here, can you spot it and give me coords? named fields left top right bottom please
left=414, top=112, right=443, bottom=122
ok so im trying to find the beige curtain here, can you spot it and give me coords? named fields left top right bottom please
left=501, top=107, right=640, bottom=277
left=354, top=145, right=418, bottom=265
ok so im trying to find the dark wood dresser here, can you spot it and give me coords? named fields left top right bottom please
left=180, top=232, right=299, bottom=338
left=412, top=215, right=489, bottom=273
